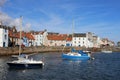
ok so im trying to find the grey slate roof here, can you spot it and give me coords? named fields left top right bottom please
left=73, top=33, right=86, bottom=37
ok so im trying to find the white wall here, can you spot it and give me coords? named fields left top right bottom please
left=47, top=40, right=66, bottom=46
left=34, top=34, right=44, bottom=46
left=0, top=29, right=3, bottom=47
left=72, top=36, right=94, bottom=48
left=72, top=37, right=87, bottom=47
left=0, top=28, right=8, bottom=47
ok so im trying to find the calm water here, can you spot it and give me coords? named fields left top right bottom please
left=0, top=52, right=120, bottom=80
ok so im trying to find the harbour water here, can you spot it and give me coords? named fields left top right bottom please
left=0, top=52, right=120, bottom=80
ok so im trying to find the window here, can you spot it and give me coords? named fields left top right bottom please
left=83, top=41, right=84, bottom=44
left=5, top=35, right=7, bottom=40
left=74, top=41, right=76, bottom=43
left=50, top=40, right=53, bottom=44
left=5, top=29, right=7, bottom=33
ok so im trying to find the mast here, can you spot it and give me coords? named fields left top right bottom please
left=62, top=20, right=75, bottom=52
left=19, top=16, right=22, bottom=56
left=72, top=20, right=74, bottom=46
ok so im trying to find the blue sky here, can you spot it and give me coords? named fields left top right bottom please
left=0, top=0, right=120, bottom=43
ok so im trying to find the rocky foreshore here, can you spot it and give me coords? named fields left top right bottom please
left=0, top=46, right=120, bottom=56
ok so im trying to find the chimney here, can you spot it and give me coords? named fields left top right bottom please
left=0, top=21, right=2, bottom=25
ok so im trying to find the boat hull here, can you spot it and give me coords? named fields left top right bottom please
left=7, top=62, right=43, bottom=69
left=62, top=54, right=90, bottom=60
left=101, top=50, right=112, bottom=53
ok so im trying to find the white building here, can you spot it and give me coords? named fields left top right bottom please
left=93, top=36, right=101, bottom=48
left=33, top=30, right=47, bottom=46
left=0, top=25, right=8, bottom=47
left=86, top=32, right=94, bottom=48
left=72, top=32, right=94, bottom=48
left=72, top=33, right=87, bottom=47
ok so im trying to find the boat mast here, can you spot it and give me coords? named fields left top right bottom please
left=19, top=16, right=22, bottom=56
left=62, top=20, right=74, bottom=52
left=72, top=20, right=74, bottom=47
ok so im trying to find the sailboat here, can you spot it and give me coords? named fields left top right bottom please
left=62, top=20, right=91, bottom=60
left=7, top=16, right=44, bottom=69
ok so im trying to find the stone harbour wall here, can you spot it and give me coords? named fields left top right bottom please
left=0, top=46, right=120, bottom=56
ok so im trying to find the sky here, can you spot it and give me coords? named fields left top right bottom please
left=0, top=0, right=120, bottom=43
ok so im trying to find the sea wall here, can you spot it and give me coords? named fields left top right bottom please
left=0, top=46, right=120, bottom=56
left=0, top=46, right=70, bottom=56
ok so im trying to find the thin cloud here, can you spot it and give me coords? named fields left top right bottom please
left=60, top=3, right=77, bottom=12
left=0, top=12, right=12, bottom=25
left=0, top=11, right=32, bottom=31
left=24, top=23, right=31, bottom=32
left=40, top=14, right=64, bottom=32
left=75, top=22, right=120, bottom=42
left=0, top=0, right=7, bottom=7
left=76, top=22, right=113, bottom=32
left=0, top=12, right=20, bottom=28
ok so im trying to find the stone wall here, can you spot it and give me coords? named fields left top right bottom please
left=0, top=46, right=120, bottom=56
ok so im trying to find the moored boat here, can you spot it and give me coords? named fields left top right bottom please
left=62, top=20, right=91, bottom=60
left=7, top=16, right=44, bottom=69
left=7, top=56, right=44, bottom=69
left=101, top=50, right=112, bottom=53
left=62, top=48, right=91, bottom=60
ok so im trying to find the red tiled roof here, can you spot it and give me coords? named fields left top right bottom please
left=9, top=31, right=35, bottom=40
left=47, top=34, right=72, bottom=41
left=26, top=33, right=35, bottom=40
left=34, top=31, right=44, bottom=35
left=9, top=30, right=19, bottom=38
left=66, top=37, right=72, bottom=41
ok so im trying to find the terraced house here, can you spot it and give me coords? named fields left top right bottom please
left=72, top=32, right=94, bottom=48
left=0, top=24, right=8, bottom=47
left=0, top=23, right=115, bottom=48
left=45, top=32, right=72, bottom=46
left=32, top=29, right=47, bottom=46
left=9, top=26, right=35, bottom=47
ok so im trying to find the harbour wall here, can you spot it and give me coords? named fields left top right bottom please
left=0, top=46, right=70, bottom=56
left=0, top=46, right=120, bottom=56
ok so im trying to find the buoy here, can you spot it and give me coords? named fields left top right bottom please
left=91, top=57, right=95, bottom=60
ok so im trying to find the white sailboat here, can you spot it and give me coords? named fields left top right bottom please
left=7, top=16, right=44, bottom=69
left=101, top=49, right=112, bottom=53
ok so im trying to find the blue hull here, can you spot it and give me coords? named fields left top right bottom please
left=62, top=54, right=90, bottom=60
left=7, top=63, right=43, bottom=69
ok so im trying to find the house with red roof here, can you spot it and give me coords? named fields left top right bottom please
left=45, top=33, right=72, bottom=46
left=8, top=26, right=35, bottom=47
left=25, top=32, right=35, bottom=46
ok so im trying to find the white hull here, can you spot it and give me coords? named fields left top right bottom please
left=101, top=50, right=112, bottom=53
left=7, top=57, right=44, bottom=69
